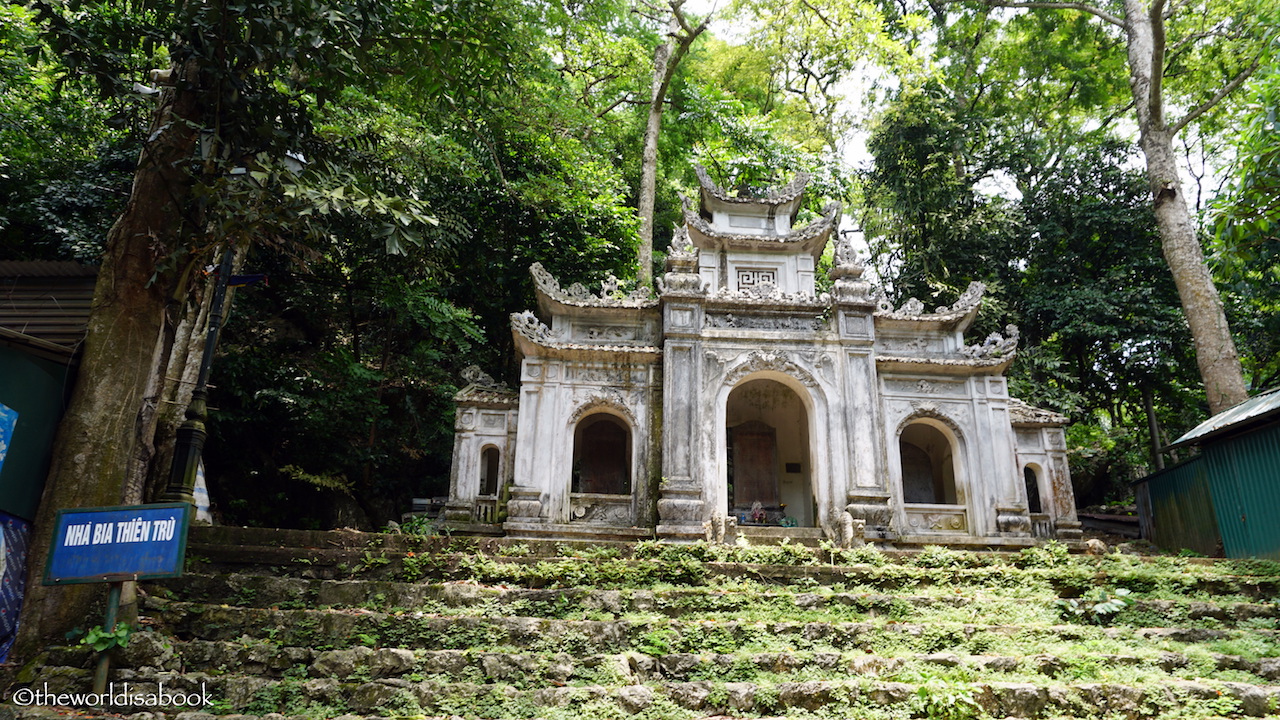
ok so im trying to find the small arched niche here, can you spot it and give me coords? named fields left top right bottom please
left=479, top=446, right=501, bottom=496
left=899, top=422, right=959, bottom=505
left=571, top=413, right=631, bottom=495
left=1024, top=465, right=1043, bottom=514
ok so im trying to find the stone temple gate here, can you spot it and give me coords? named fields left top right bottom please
left=443, top=168, right=1081, bottom=546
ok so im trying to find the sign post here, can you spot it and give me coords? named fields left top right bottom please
left=43, top=503, right=190, bottom=695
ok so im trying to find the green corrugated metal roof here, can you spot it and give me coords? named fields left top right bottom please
left=1173, top=386, right=1280, bottom=448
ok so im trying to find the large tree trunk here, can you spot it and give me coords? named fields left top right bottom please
left=1122, top=0, right=1249, bottom=415
left=636, top=39, right=672, bottom=287
left=11, top=60, right=206, bottom=662
left=635, top=2, right=709, bottom=286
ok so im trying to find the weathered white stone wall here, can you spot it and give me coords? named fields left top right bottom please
left=446, top=404, right=518, bottom=522
left=512, top=358, right=659, bottom=525
left=1015, top=426, right=1078, bottom=527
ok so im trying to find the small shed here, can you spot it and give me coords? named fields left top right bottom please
left=1137, top=387, right=1280, bottom=560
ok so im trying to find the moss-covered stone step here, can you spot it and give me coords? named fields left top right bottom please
left=149, top=573, right=1280, bottom=631
left=182, top=546, right=1280, bottom=604
left=143, top=597, right=1280, bottom=660
left=31, top=631, right=1280, bottom=689
left=14, top=661, right=1280, bottom=719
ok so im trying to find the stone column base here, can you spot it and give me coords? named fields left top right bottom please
left=657, top=482, right=705, bottom=541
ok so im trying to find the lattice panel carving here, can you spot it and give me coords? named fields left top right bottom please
left=736, top=268, right=777, bottom=288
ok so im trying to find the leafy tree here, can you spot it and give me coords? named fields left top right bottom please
left=635, top=0, right=712, bottom=286
left=1212, top=50, right=1280, bottom=390
left=963, top=0, right=1271, bottom=414
left=861, top=83, right=1024, bottom=312
left=12, top=0, right=480, bottom=658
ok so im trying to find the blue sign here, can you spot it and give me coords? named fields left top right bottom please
left=44, top=503, right=190, bottom=585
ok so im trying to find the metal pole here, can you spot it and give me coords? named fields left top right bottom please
left=91, top=581, right=123, bottom=696
left=160, top=246, right=235, bottom=505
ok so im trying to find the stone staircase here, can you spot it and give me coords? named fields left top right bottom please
left=6, top=526, right=1280, bottom=719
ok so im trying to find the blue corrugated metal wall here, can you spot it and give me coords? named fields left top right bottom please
left=1203, top=423, right=1280, bottom=560
left=1136, top=456, right=1222, bottom=556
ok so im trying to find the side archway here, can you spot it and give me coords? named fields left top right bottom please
left=896, top=416, right=964, bottom=506
left=571, top=413, right=632, bottom=496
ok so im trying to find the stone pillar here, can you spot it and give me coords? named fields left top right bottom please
left=1046, top=428, right=1082, bottom=539
left=658, top=243, right=709, bottom=541
left=831, top=252, right=889, bottom=535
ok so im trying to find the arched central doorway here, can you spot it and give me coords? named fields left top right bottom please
left=725, top=378, right=814, bottom=527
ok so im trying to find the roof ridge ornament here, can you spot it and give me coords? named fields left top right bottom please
left=876, top=281, right=987, bottom=320
left=1007, top=397, right=1069, bottom=425
left=680, top=196, right=840, bottom=247
left=960, top=324, right=1020, bottom=359
left=529, top=262, right=656, bottom=308
left=658, top=228, right=706, bottom=297
left=460, top=365, right=504, bottom=390
left=693, top=165, right=810, bottom=204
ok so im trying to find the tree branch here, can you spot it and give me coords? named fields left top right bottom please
left=1169, top=55, right=1261, bottom=135
left=975, top=0, right=1124, bottom=27
left=1149, top=0, right=1166, bottom=128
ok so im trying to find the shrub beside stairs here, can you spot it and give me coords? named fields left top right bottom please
left=6, top=525, right=1280, bottom=719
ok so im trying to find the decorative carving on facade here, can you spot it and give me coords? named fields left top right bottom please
left=816, top=355, right=836, bottom=384
left=832, top=279, right=876, bottom=305
left=455, top=366, right=519, bottom=406
left=833, top=231, right=860, bottom=269
left=911, top=400, right=940, bottom=415
left=996, top=508, right=1032, bottom=535
left=704, top=350, right=727, bottom=378
left=883, top=337, right=931, bottom=353
left=906, top=509, right=967, bottom=532
left=704, top=312, right=822, bottom=331
left=570, top=392, right=636, bottom=426
left=898, top=403, right=970, bottom=438
left=565, top=365, right=642, bottom=384
left=658, top=272, right=707, bottom=295
left=723, top=351, right=819, bottom=388
left=570, top=496, right=633, bottom=525
left=829, top=234, right=876, bottom=305
left=708, top=283, right=830, bottom=306
left=511, top=310, right=661, bottom=358
left=845, top=493, right=893, bottom=531
left=530, top=262, right=656, bottom=308
left=899, top=298, right=925, bottom=315
left=582, top=326, right=637, bottom=342
left=736, top=268, right=778, bottom=288
left=960, top=324, right=1020, bottom=359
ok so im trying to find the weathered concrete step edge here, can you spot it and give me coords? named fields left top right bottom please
left=37, top=635, right=1280, bottom=686
left=144, top=598, right=1280, bottom=653
left=16, top=666, right=1280, bottom=718
left=150, top=573, right=1280, bottom=625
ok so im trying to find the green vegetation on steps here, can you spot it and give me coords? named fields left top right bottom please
left=8, top=527, right=1280, bottom=719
